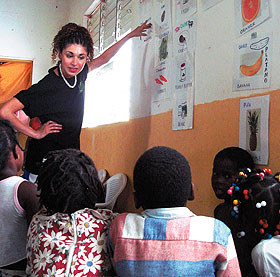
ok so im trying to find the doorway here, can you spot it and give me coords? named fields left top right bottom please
left=0, top=58, right=33, bottom=105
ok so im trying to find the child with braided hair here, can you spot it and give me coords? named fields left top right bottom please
left=211, top=147, right=257, bottom=276
left=229, top=169, right=280, bottom=277
left=26, top=149, right=116, bottom=276
left=0, top=118, right=39, bottom=276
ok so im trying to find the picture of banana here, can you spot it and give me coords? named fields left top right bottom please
left=240, top=50, right=263, bottom=76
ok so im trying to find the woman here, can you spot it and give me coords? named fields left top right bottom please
left=0, top=21, right=151, bottom=179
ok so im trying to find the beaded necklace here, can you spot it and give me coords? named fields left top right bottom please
left=59, top=63, right=77, bottom=89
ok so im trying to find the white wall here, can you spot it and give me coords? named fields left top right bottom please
left=0, top=0, right=69, bottom=83
left=68, top=0, right=93, bottom=25
left=2, top=0, right=280, bottom=116
left=71, top=0, right=280, bottom=119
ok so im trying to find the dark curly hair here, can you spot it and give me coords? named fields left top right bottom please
left=0, top=118, right=21, bottom=171
left=37, top=149, right=104, bottom=215
left=230, top=169, right=280, bottom=247
left=214, top=147, right=255, bottom=171
left=133, top=146, right=192, bottom=209
left=51, top=23, right=94, bottom=63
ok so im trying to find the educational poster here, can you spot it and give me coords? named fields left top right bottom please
left=235, top=0, right=271, bottom=37
left=201, top=0, right=224, bottom=11
left=173, top=17, right=197, bottom=57
left=233, top=32, right=272, bottom=91
left=153, top=60, right=168, bottom=101
left=174, top=52, right=194, bottom=91
left=175, top=0, right=197, bottom=23
left=173, top=17, right=197, bottom=91
left=172, top=89, right=194, bottom=130
left=239, top=95, right=269, bottom=165
left=153, top=0, right=172, bottom=100
left=138, top=0, right=153, bottom=43
left=155, top=0, right=172, bottom=39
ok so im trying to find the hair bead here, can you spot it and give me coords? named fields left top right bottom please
left=233, top=199, right=239, bottom=205
left=263, top=168, right=272, bottom=174
left=237, top=231, right=245, bottom=238
left=261, top=201, right=267, bottom=207
left=259, top=172, right=265, bottom=179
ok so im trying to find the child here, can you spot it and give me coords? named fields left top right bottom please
left=229, top=169, right=280, bottom=276
left=0, top=119, right=39, bottom=276
left=211, top=147, right=256, bottom=276
left=108, top=146, right=241, bottom=276
left=0, top=20, right=151, bottom=182
left=26, top=149, right=116, bottom=276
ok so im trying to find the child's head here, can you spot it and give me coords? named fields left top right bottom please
left=51, top=23, right=94, bottom=63
left=0, top=118, right=23, bottom=173
left=212, top=147, right=255, bottom=200
left=37, top=149, right=104, bottom=215
left=230, top=169, right=280, bottom=247
left=133, top=146, right=192, bottom=210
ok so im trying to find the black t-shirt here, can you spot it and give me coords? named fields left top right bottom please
left=15, top=63, right=89, bottom=174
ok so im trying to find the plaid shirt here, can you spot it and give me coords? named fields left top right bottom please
left=108, top=207, right=241, bottom=277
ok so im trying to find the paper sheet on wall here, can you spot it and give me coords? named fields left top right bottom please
left=153, top=60, right=168, bottom=102
left=234, top=0, right=271, bottom=37
left=201, top=0, right=224, bottom=11
left=172, top=89, right=194, bottom=130
left=173, top=17, right=197, bottom=57
left=174, top=51, right=194, bottom=92
left=173, top=17, right=196, bottom=92
left=138, top=0, right=153, bottom=44
left=175, top=0, right=197, bottom=23
left=239, top=95, right=269, bottom=165
left=153, top=0, right=172, bottom=101
left=155, top=0, right=172, bottom=39
left=233, top=32, right=272, bottom=91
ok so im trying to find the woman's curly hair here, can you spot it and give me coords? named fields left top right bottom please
left=51, top=23, right=94, bottom=63
left=37, top=149, right=104, bottom=215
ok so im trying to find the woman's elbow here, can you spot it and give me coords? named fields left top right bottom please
left=0, top=106, right=8, bottom=119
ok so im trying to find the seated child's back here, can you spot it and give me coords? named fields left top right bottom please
left=109, top=146, right=241, bottom=276
left=26, top=149, right=116, bottom=276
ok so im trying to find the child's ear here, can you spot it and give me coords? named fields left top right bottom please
left=12, top=148, right=18, bottom=159
left=188, top=183, right=195, bottom=201
left=133, top=192, right=142, bottom=209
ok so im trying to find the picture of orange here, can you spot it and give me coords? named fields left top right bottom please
left=241, top=0, right=261, bottom=23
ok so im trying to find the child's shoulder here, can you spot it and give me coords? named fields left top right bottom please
left=215, top=202, right=232, bottom=221
left=214, top=202, right=230, bottom=217
left=214, top=202, right=241, bottom=231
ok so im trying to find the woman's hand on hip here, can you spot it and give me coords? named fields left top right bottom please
left=35, top=121, right=62, bottom=139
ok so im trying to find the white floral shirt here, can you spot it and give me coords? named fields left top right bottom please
left=26, top=208, right=116, bottom=276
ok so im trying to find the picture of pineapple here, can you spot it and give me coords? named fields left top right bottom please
left=247, top=109, right=260, bottom=151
